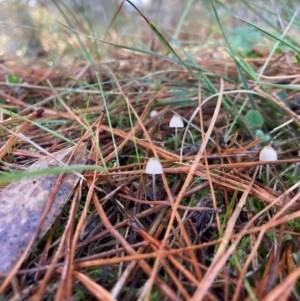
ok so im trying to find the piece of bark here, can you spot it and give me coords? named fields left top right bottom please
left=0, top=143, right=87, bottom=273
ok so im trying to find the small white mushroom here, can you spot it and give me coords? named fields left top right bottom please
left=169, top=114, right=184, bottom=150
left=150, top=110, right=158, bottom=117
left=259, top=145, right=278, bottom=185
left=145, top=157, right=163, bottom=201
left=169, top=114, right=184, bottom=128
left=259, top=145, right=278, bottom=161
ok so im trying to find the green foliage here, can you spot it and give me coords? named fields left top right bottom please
left=296, top=53, right=300, bottom=65
left=238, top=14, right=300, bottom=55
left=28, top=147, right=37, bottom=153
left=249, top=197, right=266, bottom=214
left=228, top=236, right=250, bottom=268
left=228, top=27, right=261, bottom=53
left=150, top=286, right=161, bottom=301
left=287, top=217, right=300, bottom=233
left=6, top=74, right=21, bottom=84
left=255, top=129, right=271, bottom=144
left=74, top=288, right=88, bottom=301
left=245, top=110, right=264, bottom=128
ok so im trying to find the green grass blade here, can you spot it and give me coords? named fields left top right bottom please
left=212, top=0, right=256, bottom=108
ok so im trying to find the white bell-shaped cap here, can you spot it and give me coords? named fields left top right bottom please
left=259, top=145, right=278, bottom=162
left=150, top=110, right=158, bottom=117
left=145, top=157, right=163, bottom=175
left=169, top=115, right=184, bottom=128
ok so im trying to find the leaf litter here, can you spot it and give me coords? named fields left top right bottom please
left=0, top=143, right=87, bottom=273
left=0, top=7, right=299, bottom=298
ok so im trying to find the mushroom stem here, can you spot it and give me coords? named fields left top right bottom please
left=175, top=127, right=178, bottom=151
left=152, top=174, right=156, bottom=201
left=266, top=164, right=270, bottom=185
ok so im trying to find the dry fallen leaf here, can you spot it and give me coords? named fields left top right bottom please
left=0, top=143, right=87, bottom=273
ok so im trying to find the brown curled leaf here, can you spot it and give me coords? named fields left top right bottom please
left=0, top=143, right=87, bottom=273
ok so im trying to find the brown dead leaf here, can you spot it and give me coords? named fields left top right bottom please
left=0, top=143, right=87, bottom=273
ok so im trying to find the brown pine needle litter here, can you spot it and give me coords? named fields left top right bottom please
left=0, top=1, right=300, bottom=300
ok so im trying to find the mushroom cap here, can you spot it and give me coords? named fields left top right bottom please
left=169, top=115, right=184, bottom=128
left=150, top=110, right=158, bottom=117
left=145, top=157, right=163, bottom=175
left=259, top=145, right=278, bottom=162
